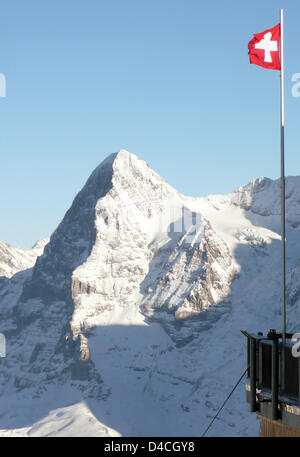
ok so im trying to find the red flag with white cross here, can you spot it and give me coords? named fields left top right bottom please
left=248, top=24, right=281, bottom=70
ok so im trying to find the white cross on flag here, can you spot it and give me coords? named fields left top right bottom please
left=248, top=24, right=281, bottom=70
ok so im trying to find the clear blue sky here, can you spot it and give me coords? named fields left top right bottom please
left=0, top=0, right=299, bottom=248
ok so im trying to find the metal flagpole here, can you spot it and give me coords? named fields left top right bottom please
left=280, top=8, right=286, bottom=341
left=280, top=8, right=286, bottom=388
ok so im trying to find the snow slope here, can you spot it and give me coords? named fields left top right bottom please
left=0, top=238, right=49, bottom=278
left=0, top=150, right=300, bottom=437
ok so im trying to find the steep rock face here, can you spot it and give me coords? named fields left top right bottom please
left=140, top=216, right=236, bottom=344
left=20, top=154, right=114, bottom=304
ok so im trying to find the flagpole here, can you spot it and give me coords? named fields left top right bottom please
left=280, top=7, right=286, bottom=386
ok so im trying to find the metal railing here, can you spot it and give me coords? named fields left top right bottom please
left=242, top=330, right=299, bottom=421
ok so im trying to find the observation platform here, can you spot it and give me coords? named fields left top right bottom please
left=242, top=329, right=300, bottom=437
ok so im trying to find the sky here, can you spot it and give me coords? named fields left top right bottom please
left=0, top=0, right=300, bottom=248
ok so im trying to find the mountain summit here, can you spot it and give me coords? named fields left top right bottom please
left=1, top=150, right=300, bottom=436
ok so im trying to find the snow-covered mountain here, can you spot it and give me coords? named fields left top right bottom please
left=0, top=150, right=300, bottom=437
left=0, top=238, right=49, bottom=279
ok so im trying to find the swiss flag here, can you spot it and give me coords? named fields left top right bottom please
left=248, top=24, right=281, bottom=70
